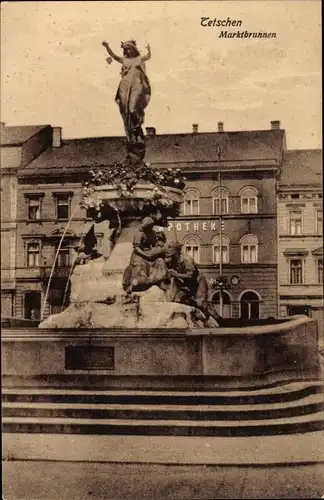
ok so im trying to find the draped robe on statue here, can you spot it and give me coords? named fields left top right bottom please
left=115, top=56, right=151, bottom=142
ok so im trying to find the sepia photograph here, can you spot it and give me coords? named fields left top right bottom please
left=1, top=0, right=323, bottom=498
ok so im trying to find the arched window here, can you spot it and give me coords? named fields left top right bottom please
left=183, top=235, right=201, bottom=263
left=240, top=187, right=258, bottom=214
left=212, top=187, right=229, bottom=215
left=240, top=290, right=261, bottom=319
left=240, top=234, right=258, bottom=263
left=211, top=290, right=232, bottom=318
left=211, top=235, right=230, bottom=264
left=183, top=188, right=200, bottom=216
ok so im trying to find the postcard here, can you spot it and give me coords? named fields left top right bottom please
left=1, top=1, right=323, bottom=499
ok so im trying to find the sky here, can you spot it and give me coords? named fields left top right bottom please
left=1, top=0, right=322, bottom=149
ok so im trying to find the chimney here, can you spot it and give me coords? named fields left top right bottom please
left=217, top=121, right=224, bottom=133
left=52, top=126, right=62, bottom=147
left=192, top=123, right=198, bottom=134
left=145, top=127, right=156, bottom=136
left=270, top=120, right=280, bottom=130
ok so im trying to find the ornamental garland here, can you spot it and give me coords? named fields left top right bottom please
left=83, top=162, right=186, bottom=194
left=80, top=163, right=186, bottom=219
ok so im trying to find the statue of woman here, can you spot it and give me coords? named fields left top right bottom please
left=102, top=40, right=151, bottom=145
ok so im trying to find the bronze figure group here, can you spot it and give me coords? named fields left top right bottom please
left=122, top=218, right=221, bottom=324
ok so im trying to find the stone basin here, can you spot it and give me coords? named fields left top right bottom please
left=2, top=315, right=321, bottom=389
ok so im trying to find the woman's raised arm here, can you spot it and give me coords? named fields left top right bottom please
left=102, top=41, right=122, bottom=63
left=142, top=44, right=151, bottom=62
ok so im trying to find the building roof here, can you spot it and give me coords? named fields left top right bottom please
left=22, top=129, right=285, bottom=174
left=280, top=149, right=322, bottom=186
left=0, top=125, right=48, bottom=146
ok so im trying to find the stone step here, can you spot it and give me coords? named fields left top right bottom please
left=3, top=393, right=324, bottom=421
left=5, top=379, right=322, bottom=395
left=3, top=381, right=323, bottom=406
left=3, top=410, right=324, bottom=437
left=4, top=373, right=322, bottom=391
left=4, top=432, right=324, bottom=464
left=4, top=392, right=323, bottom=410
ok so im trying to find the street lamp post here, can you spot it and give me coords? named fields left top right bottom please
left=219, top=169, right=223, bottom=316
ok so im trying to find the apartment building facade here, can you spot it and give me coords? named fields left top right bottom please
left=0, top=122, right=53, bottom=317
left=163, top=121, right=284, bottom=319
left=278, top=149, right=323, bottom=332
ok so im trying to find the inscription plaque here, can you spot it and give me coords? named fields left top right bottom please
left=65, top=346, right=115, bottom=370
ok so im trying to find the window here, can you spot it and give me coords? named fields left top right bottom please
left=56, top=194, right=70, bottom=220
left=290, top=259, right=303, bottom=284
left=240, top=187, right=258, bottom=214
left=240, top=234, right=258, bottom=263
left=316, top=210, right=323, bottom=235
left=288, top=305, right=310, bottom=317
left=212, top=188, right=229, bottom=215
left=291, top=193, right=300, bottom=199
left=183, top=236, right=200, bottom=263
left=289, top=211, right=302, bottom=235
left=212, top=235, right=230, bottom=264
left=240, top=291, right=260, bottom=320
left=27, top=197, right=41, bottom=220
left=183, top=189, right=200, bottom=216
left=57, top=243, right=70, bottom=267
left=317, top=258, right=323, bottom=284
left=24, top=291, right=41, bottom=320
left=86, top=207, right=94, bottom=219
left=49, top=288, right=65, bottom=314
left=211, top=291, right=232, bottom=318
left=27, top=242, right=40, bottom=267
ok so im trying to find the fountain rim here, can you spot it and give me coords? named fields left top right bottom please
left=1, top=314, right=311, bottom=337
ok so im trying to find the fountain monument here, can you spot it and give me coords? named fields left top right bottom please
left=39, top=40, right=217, bottom=330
